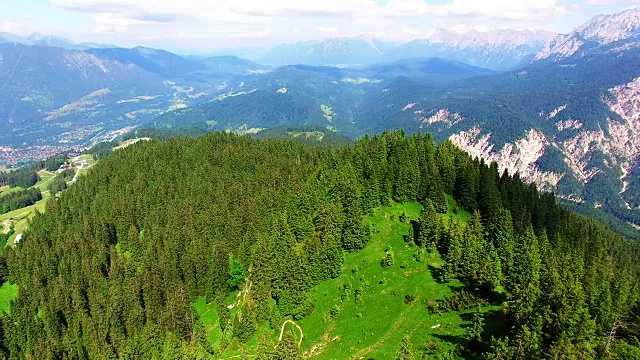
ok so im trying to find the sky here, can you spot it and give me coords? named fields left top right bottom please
left=0, top=0, right=638, bottom=53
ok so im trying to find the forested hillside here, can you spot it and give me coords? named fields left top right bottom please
left=0, top=132, right=638, bottom=359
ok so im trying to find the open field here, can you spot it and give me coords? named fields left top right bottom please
left=1, top=153, right=98, bottom=246
left=298, top=201, right=485, bottom=359
left=0, top=282, right=18, bottom=314
left=193, top=296, right=224, bottom=346
left=34, top=170, right=56, bottom=190
left=0, top=191, right=51, bottom=246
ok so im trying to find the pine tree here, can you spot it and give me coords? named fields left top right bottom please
left=256, top=334, right=277, bottom=360
left=487, top=208, right=515, bottom=283
left=251, top=234, right=276, bottom=323
left=416, top=199, right=439, bottom=249
left=467, top=307, right=485, bottom=353
left=276, top=331, right=301, bottom=360
left=506, top=226, right=542, bottom=324
left=272, top=216, right=311, bottom=316
left=454, top=157, right=478, bottom=212
left=211, top=243, right=231, bottom=301
left=477, top=161, right=502, bottom=225
left=435, top=141, right=457, bottom=195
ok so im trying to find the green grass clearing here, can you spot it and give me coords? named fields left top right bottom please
left=287, top=131, right=325, bottom=141
left=321, top=105, right=335, bottom=122
left=443, top=194, right=473, bottom=224
left=298, top=202, right=483, bottom=359
left=0, top=282, right=18, bottom=314
left=193, top=297, right=224, bottom=346
left=1, top=156, right=100, bottom=245
left=34, top=170, right=56, bottom=190
left=0, top=191, right=51, bottom=246
left=74, top=154, right=97, bottom=166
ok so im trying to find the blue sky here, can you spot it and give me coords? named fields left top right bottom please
left=0, top=0, right=638, bottom=52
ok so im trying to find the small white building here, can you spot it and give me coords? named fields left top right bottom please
left=13, top=234, right=22, bottom=244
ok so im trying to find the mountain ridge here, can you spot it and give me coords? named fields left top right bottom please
left=536, top=6, right=640, bottom=60
left=259, top=29, right=555, bottom=70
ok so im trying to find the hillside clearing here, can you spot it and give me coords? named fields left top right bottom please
left=0, top=282, right=18, bottom=314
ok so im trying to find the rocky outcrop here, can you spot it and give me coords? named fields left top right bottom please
left=450, top=127, right=563, bottom=190
left=447, top=77, right=640, bottom=208
left=418, top=109, right=463, bottom=128
left=556, top=119, right=583, bottom=131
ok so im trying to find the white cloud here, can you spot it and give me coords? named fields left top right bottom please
left=45, top=0, right=600, bottom=50
left=51, top=0, right=446, bottom=46
left=585, top=0, right=640, bottom=5
left=0, top=21, right=29, bottom=35
left=51, top=0, right=440, bottom=21
left=377, top=0, right=432, bottom=17
left=91, top=12, right=163, bottom=34
left=172, top=29, right=272, bottom=40
left=442, top=0, right=567, bottom=20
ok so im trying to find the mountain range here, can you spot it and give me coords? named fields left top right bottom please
left=2, top=29, right=554, bottom=71
left=2, top=7, right=640, bottom=232
left=259, top=30, right=555, bottom=70
left=152, top=7, right=640, bottom=232
left=0, top=32, right=115, bottom=50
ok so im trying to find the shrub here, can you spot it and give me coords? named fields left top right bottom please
left=354, top=288, right=363, bottom=303
left=441, top=290, right=486, bottom=311
left=425, top=299, right=440, bottom=314
left=329, top=304, right=340, bottom=318
left=381, top=252, right=394, bottom=268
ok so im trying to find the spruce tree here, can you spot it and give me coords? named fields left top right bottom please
left=276, top=331, right=301, bottom=360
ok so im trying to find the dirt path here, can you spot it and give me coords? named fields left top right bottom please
left=1, top=220, right=10, bottom=235
left=71, top=162, right=95, bottom=183
left=71, top=163, right=83, bottom=183
left=279, top=320, right=304, bottom=347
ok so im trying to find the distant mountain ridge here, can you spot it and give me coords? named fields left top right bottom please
left=0, top=42, right=268, bottom=163
left=536, top=7, right=640, bottom=61
left=388, top=29, right=555, bottom=70
left=0, top=29, right=555, bottom=71
left=259, top=35, right=395, bottom=67
left=0, top=32, right=115, bottom=50
left=152, top=7, right=640, bottom=231
left=260, top=29, right=556, bottom=70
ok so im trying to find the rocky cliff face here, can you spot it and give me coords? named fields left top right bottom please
left=449, top=126, right=564, bottom=191
left=445, top=76, right=640, bottom=210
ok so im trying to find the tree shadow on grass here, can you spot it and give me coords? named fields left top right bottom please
left=427, top=264, right=447, bottom=283
left=482, top=309, right=510, bottom=343
left=430, top=333, right=476, bottom=359
left=428, top=304, right=509, bottom=359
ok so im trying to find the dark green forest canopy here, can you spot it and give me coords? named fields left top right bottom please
left=0, top=131, right=638, bottom=359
